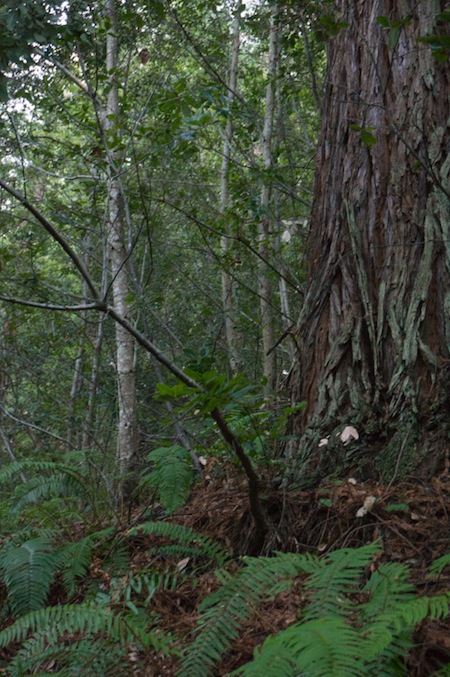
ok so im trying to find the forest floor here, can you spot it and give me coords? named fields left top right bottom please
left=2, top=465, right=449, bottom=676
left=130, top=464, right=450, bottom=676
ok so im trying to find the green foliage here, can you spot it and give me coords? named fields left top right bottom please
left=0, top=522, right=179, bottom=674
left=58, top=533, right=104, bottom=598
left=0, top=0, right=65, bottom=99
left=179, top=547, right=321, bottom=676
left=156, top=370, right=261, bottom=416
left=128, top=520, right=229, bottom=567
left=141, top=445, right=194, bottom=512
left=107, top=568, right=180, bottom=614
left=179, top=543, right=450, bottom=677
left=417, top=34, right=450, bottom=61
left=0, top=526, right=118, bottom=617
left=0, top=538, right=59, bottom=618
left=350, top=124, right=377, bottom=148
left=0, top=602, right=174, bottom=676
left=376, top=16, right=412, bottom=50
left=428, top=552, right=450, bottom=577
left=315, top=14, right=349, bottom=41
left=0, top=460, right=92, bottom=519
left=417, top=6, right=450, bottom=61
left=9, top=637, right=131, bottom=677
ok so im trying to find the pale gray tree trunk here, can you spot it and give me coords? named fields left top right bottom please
left=67, top=349, right=83, bottom=449
left=274, top=74, right=295, bottom=365
left=258, top=3, right=279, bottom=393
left=220, top=0, right=242, bottom=375
left=105, top=0, right=139, bottom=503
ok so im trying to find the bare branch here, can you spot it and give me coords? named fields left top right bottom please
left=34, top=47, right=94, bottom=98
left=0, top=295, right=104, bottom=313
left=0, top=179, right=101, bottom=301
left=0, top=404, right=73, bottom=448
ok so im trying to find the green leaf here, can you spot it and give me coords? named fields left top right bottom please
left=418, top=35, right=450, bottom=48
left=148, top=0, right=166, bottom=21
left=388, top=26, right=400, bottom=49
left=384, top=503, right=409, bottom=512
left=361, top=129, right=377, bottom=148
left=155, top=382, right=192, bottom=400
left=376, top=16, right=390, bottom=28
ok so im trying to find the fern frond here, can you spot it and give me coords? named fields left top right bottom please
left=128, top=520, right=229, bottom=566
left=428, top=552, right=450, bottom=577
left=361, top=561, right=415, bottom=619
left=303, top=542, right=380, bottom=620
left=141, top=445, right=193, bottom=512
left=11, top=473, right=87, bottom=514
left=398, top=592, right=450, bottom=626
left=232, top=641, right=297, bottom=676
left=188, top=542, right=449, bottom=677
left=237, top=618, right=363, bottom=677
left=9, top=635, right=131, bottom=677
left=0, top=537, right=60, bottom=617
left=179, top=551, right=317, bottom=677
left=0, top=603, right=147, bottom=649
left=111, top=568, right=180, bottom=606
left=0, top=460, right=80, bottom=485
left=59, top=536, right=96, bottom=598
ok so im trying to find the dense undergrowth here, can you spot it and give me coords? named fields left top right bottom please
left=0, top=457, right=449, bottom=675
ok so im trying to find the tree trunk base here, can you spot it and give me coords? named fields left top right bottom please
left=284, top=410, right=450, bottom=489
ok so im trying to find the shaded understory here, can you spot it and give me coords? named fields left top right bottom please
left=1, top=466, right=449, bottom=675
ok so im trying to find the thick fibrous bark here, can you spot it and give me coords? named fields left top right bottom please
left=288, top=0, right=450, bottom=481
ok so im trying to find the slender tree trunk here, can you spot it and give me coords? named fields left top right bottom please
left=82, top=237, right=108, bottom=450
left=67, top=234, right=93, bottom=449
left=67, top=350, right=83, bottom=448
left=81, top=315, right=105, bottom=450
left=288, top=0, right=450, bottom=484
left=220, top=0, right=242, bottom=376
left=258, top=2, right=279, bottom=394
left=105, top=0, right=139, bottom=503
left=274, top=74, right=295, bottom=365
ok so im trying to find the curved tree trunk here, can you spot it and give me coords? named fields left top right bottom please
left=288, top=0, right=450, bottom=483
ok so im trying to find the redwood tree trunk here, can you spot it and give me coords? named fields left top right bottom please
left=288, top=0, right=450, bottom=483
